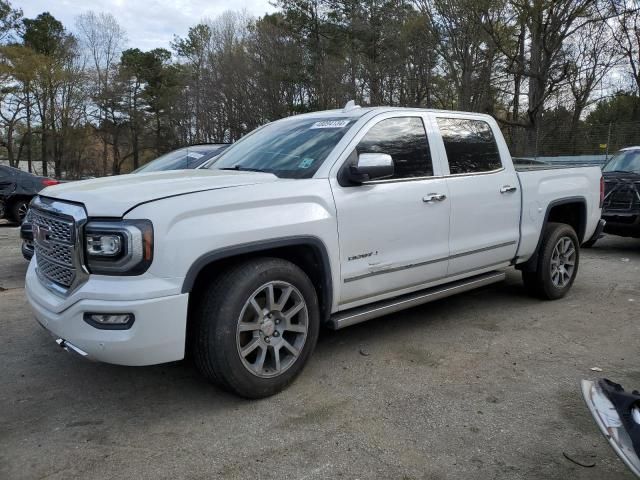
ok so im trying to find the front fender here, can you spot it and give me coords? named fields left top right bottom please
left=126, top=179, right=341, bottom=311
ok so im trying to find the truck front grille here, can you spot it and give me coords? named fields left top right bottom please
left=603, top=181, right=640, bottom=212
left=30, top=197, right=88, bottom=295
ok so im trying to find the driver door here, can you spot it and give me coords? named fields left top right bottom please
left=330, top=114, right=451, bottom=308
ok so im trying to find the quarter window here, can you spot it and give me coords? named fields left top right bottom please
left=356, top=117, right=433, bottom=179
left=436, top=118, right=502, bottom=174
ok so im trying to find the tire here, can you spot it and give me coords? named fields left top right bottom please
left=10, top=199, right=29, bottom=224
left=192, top=257, right=320, bottom=398
left=522, top=222, right=580, bottom=300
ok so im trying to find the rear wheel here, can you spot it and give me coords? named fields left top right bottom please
left=192, top=257, right=320, bottom=398
left=522, top=222, right=580, bottom=300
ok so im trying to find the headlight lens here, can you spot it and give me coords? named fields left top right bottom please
left=87, top=233, right=122, bottom=256
left=84, top=220, right=153, bottom=275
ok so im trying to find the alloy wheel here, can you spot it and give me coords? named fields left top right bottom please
left=550, top=236, right=576, bottom=288
left=18, top=203, right=29, bottom=222
left=236, top=281, right=308, bottom=378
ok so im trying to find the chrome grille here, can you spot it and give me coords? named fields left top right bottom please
left=30, top=209, right=73, bottom=242
left=31, top=197, right=87, bottom=295
left=37, top=255, right=75, bottom=286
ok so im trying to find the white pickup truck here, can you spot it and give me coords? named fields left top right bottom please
left=25, top=104, right=604, bottom=398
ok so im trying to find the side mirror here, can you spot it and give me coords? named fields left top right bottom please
left=348, top=153, right=394, bottom=183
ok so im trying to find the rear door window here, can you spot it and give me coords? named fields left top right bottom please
left=436, top=118, right=502, bottom=174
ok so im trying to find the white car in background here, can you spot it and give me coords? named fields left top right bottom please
left=21, top=144, right=230, bottom=260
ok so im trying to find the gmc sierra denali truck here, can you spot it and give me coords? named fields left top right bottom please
left=25, top=104, right=604, bottom=398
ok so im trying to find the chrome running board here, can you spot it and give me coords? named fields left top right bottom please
left=328, top=271, right=506, bottom=330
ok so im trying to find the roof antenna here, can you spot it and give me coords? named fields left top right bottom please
left=342, top=100, right=361, bottom=112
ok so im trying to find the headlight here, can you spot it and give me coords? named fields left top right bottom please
left=84, top=220, right=153, bottom=275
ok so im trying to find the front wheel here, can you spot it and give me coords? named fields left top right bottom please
left=192, top=257, right=320, bottom=398
left=522, top=222, right=580, bottom=300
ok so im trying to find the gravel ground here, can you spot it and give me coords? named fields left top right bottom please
left=1, top=219, right=639, bottom=480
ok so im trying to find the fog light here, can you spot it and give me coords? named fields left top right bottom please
left=84, top=313, right=135, bottom=330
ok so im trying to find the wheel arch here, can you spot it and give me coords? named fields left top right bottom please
left=545, top=197, right=587, bottom=242
left=517, top=196, right=587, bottom=272
left=182, top=236, right=333, bottom=322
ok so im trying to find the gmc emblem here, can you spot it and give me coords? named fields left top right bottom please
left=33, top=224, right=51, bottom=246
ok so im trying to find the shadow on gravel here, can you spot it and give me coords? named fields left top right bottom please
left=17, top=279, right=520, bottom=415
left=585, top=235, right=640, bottom=254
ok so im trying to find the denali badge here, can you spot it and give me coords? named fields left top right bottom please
left=348, top=251, right=377, bottom=261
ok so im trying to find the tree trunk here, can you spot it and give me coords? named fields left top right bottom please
left=512, top=22, right=525, bottom=121
left=26, top=88, right=32, bottom=173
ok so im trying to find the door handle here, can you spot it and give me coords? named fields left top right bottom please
left=500, top=185, right=517, bottom=194
left=423, top=193, right=447, bottom=203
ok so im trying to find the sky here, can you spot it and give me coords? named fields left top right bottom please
left=15, top=0, right=277, bottom=51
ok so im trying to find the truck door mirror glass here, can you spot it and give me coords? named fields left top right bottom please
left=348, top=153, right=394, bottom=183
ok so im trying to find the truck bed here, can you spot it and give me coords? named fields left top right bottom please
left=515, top=165, right=602, bottom=262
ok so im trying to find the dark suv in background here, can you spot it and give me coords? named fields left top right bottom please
left=586, top=147, right=640, bottom=247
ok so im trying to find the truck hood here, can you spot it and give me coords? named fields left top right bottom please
left=40, top=169, right=280, bottom=217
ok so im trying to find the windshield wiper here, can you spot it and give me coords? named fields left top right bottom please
left=219, top=165, right=267, bottom=173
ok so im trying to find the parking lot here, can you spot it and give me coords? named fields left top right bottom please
left=0, top=220, right=638, bottom=480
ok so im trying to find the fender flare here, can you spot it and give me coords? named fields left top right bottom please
left=517, top=196, right=587, bottom=272
left=181, top=235, right=333, bottom=319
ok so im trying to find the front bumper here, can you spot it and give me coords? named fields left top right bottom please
left=21, top=240, right=34, bottom=260
left=20, top=219, right=33, bottom=260
left=602, top=213, right=640, bottom=237
left=25, top=261, right=189, bottom=366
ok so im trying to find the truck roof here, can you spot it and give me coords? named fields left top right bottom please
left=282, top=104, right=495, bottom=121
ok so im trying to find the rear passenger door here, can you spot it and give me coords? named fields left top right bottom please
left=432, top=115, right=521, bottom=276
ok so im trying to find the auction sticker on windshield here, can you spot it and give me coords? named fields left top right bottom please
left=310, top=120, right=350, bottom=129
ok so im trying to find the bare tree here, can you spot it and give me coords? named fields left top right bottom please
left=482, top=0, right=612, bottom=152
left=566, top=19, right=619, bottom=128
left=76, top=11, right=126, bottom=175
left=609, top=1, right=640, bottom=93
left=417, top=0, right=500, bottom=111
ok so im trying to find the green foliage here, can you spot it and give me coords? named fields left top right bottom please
left=22, top=12, right=66, bottom=56
left=586, top=93, right=640, bottom=125
left=0, top=0, right=21, bottom=43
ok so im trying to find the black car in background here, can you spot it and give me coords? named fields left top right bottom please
left=20, top=144, right=229, bottom=260
left=585, top=147, right=640, bottom=247
left=0, top=165, right=59, bottom=224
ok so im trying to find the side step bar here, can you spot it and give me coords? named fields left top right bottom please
left=328, top=271, right=506, bottom=330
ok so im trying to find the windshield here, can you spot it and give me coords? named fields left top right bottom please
left=134, top=145, right=228, bottom=173
left=603, top=150, right=640, bottom=174
left=210, top=117, right=355, bottom=179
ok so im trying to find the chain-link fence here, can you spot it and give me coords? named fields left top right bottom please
left=503, top=121, right=640, bottom=165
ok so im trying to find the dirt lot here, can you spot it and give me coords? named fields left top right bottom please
left=1, top=220, right=639, bottom=480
